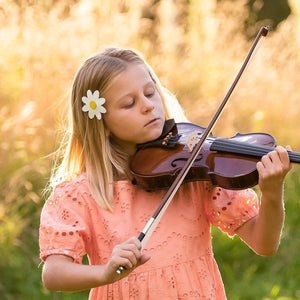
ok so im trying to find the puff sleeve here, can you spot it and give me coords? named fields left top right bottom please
left=39, top=181, right=90, bottom=264
left=205, top=186, right=259, bottom=236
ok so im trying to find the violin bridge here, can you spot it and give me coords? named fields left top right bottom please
left=186, top=130, right=200, bottom=152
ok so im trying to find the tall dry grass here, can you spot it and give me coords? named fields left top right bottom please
left=0, top=0, right=300, bottom=298
left=1, top=0, right=299, bottom=148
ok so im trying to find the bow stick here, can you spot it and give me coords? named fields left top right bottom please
left=116, top=25, right=269, bottom=274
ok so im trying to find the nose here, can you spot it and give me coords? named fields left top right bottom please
left=141, top=96, right=154, bottom=113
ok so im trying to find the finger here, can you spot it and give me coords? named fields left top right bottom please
left=111, top=253, right=137, bottom=273
left=257, top=150, right=280, bottom=179
left=137, top=253, right=151, bottom=266
left=124, top=236, right=142, bottom=250
left=121, top=246, right=142, bottom=266
left=286, top=145, right=292, bottom=151
left=113, top=237, right=144, bottom=274
left=118, top=252, right=137, bottom=269
left=256, top=160, right=265, bottom=175
left=275, top=146, right=292, bottom=173
left=259, top=151, right=276, bottom=168
left=116, top=241, right=143, bottom=268
left=115, top=252, right=150, bottom=275
left=260, top=147, right=285, bottom=168
left=275, top=145, right=290, bottom=165
left=268, top=146, right=287, bottom=165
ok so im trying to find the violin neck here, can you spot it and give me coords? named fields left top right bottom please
left=211, top=138, right=300, bottom=164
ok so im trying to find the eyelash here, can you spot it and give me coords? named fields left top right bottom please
left=145, top=92, right=154, bottom=98
left=124, top=100, right=135, bottom=109
left=123, top=90, right=155, bottom=108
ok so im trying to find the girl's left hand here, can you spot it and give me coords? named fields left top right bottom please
left=256, top=145, right=292, bottom=195
left=236, top=145, right=292, bottom=256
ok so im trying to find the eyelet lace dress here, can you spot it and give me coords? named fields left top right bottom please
left=39, top=173, right=258, bottom=299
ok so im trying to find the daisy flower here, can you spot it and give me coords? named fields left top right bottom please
left=82, top=89, right=106, bottom=120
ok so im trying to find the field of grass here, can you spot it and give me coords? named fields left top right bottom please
left=1, top=0, right=300, bottom=298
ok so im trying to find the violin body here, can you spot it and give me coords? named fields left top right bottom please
left=130, top=122, right=299, bottom=191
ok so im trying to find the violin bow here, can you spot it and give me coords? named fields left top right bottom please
left=116, top=25, right=269, bottom=274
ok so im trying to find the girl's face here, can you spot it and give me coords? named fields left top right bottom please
left=103, top=63, right=165, bottom=155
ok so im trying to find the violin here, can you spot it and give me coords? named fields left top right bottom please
left=130, top=122, right=300, bottom=191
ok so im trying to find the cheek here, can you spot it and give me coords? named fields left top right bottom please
left=104, top=114, right=135, bottom=138
left=103, top=116, right=119, bottom=136
left=154, top=96, right=165, bottom=114
left=157, top=104, right=166, bottom=118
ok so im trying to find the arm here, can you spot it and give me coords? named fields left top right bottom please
left=235, top=145, right=292, bottom=256
left=42, top=237, right=151, bottom=292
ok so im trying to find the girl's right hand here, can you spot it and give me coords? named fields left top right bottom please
left=103, top=237, right=151, bottom=283
left=42, top=238, right=150, bottom=292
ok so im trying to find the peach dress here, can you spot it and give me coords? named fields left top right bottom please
left=39, top=173, right=259, bottom=299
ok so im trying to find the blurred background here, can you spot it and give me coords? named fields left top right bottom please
left=0, top=0, right=300, bottom=299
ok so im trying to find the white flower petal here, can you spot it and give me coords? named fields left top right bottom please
left=88, top=109, right=95, bottom=119
left=99, top=107, right=106, bottom=114
left=94, top=99, right=101, bottom=106
left=95, top=111, right=102, bottom=120
left=87, top=90, right=92, bottom=97
left=93, top=90, right=100, bottom=98
left=99, top=97, right=106, bottom=105
left=82, top=104, right=89, bottom=112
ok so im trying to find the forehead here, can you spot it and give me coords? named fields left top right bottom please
left=104, top=64, right=152, bottom=97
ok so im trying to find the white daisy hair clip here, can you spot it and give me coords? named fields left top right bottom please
left=82, top=89, right=107, bottom=120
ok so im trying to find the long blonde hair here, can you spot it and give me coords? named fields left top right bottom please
left=51, top=47, right=187, bottom=210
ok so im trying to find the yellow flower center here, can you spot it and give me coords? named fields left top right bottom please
left=89, top=101, right=97, bottom=110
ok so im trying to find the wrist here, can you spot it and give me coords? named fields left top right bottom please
left=261, top=193, right=284, bottom=208
left=90, top=265, right=112, bottom=287
left=260, top=185, right=284, bottom=205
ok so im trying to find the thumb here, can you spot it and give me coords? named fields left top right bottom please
left=137, top=253, right=151, bottom=266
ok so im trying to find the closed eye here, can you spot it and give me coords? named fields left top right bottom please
left=145, top=87, right=156, bottom=98
left=145, top=92, right=154, bottom=98
left=123, top=99, right=135, bottom=109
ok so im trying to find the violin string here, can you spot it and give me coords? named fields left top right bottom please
left=211, top=139, right=300, bottom=163
left=287, top=152, right=300, bottom=163
left=211, top=139, right=273, bottom=157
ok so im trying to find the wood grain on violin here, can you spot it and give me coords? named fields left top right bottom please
left=131, top=122, right=300, bottom=191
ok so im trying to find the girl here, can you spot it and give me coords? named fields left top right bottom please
left=39, top=47, right=292, bottom=299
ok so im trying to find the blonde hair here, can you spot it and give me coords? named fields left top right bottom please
left=51, top=47, right=187, bottom=210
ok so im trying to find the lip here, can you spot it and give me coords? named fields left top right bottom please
left=144, top=118, right=160, bottom=127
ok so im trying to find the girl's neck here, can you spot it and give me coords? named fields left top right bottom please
left=113, top=163, right=133, bottom=182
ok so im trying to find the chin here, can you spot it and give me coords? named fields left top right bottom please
left=150, top=128, right=164, bottom=141
left=139, top=131, right=161, bottom=144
